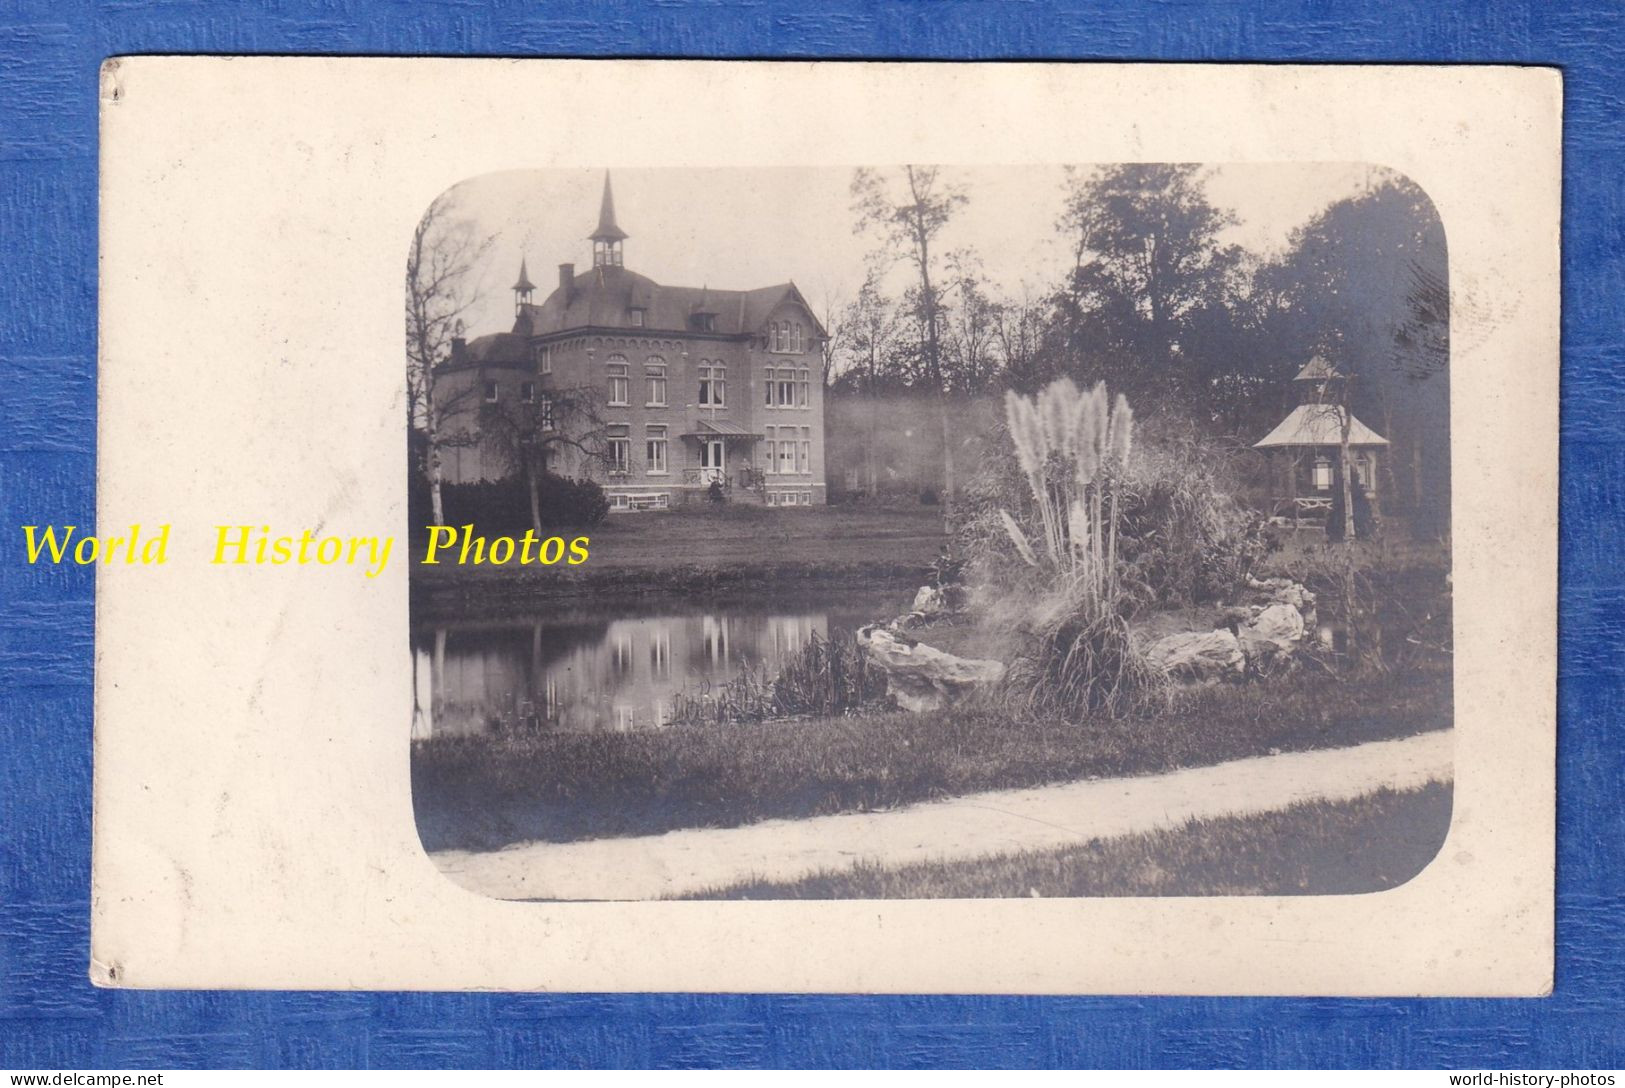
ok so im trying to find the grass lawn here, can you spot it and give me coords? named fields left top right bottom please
left=412, top=668, right=1451, bottom=853
left=684, top=782, right=1453, bottom=899
left=411, top=503, right=949, bottom=612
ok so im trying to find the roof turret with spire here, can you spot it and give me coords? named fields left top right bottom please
left=590, top=172, right=627, bottom=269
left=511, top=257, right=535, bottom=315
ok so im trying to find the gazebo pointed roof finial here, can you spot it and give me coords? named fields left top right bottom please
left=1294, top=354, right=1344, bottom=382
left=590, top=171, right=629, bottom=243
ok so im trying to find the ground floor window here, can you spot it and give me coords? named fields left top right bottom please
left=608, top=491, right=670, bottom=512
left=767, top=490, right=813, bottom=507
left=607, top=425, right=631, bottom=475
left=646, top=425, right=668, bottom=474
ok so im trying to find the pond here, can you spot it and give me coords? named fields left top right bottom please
left=411, top=588, right=911, bottom=737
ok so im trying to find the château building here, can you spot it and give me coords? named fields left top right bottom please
left=433, top=173, right=828, bottom=511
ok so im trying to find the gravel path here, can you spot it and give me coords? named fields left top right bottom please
left=430, top=729, right=1454, bottom=901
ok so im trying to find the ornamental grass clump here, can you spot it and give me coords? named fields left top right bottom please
left=997, top=378, right=1167, bottom=719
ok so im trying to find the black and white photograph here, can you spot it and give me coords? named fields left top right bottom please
left=405, top=162, right=1454, bottom=903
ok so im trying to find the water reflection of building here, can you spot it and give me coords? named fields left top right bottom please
left=412, top=607, right=830, bottom=738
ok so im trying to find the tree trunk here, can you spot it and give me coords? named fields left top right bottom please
left=1339, top=409, right=1356, bottom=542
left=428, top=445, right=445, bottom=526
left=527, top=461, right=542, bottom=536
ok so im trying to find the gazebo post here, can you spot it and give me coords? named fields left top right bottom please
left=1288, top=448, right=1299, bottom=530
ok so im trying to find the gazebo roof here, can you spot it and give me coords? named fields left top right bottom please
left=1253, top=403, right=1389, bottom=449
left=1293, top=355, right=1344, bottom=382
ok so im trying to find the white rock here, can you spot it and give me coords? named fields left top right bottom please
left=1144, top=628, right=1246, bottom=684
left=858, top=625, right=1005, bottom=713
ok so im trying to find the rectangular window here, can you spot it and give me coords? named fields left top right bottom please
left=1313, top=457, right=1333, bottom=491
left=777, top=371, right=795, bottom=407
left=798, top=371, right=810, bottom=407
left=537, top=345, right=552, bottom=374
left=779, top=440, right=794, bottom=475
left=540, top=393, right=555, bottom=430
left=764, top=368, right=774, bottom=406
left=483, top=381, right=499, bottom=403
left=608, top=363, right=629, bottom=406
left=645, top=426, right=668, bottom=475
left=762, top=427, right=775, bottom=474
left=799, top=428, right=811, bottom=474
left=646, top=365, right=667, bottom=407
left=520, top=381, right=535, bottom=404
left=630, top=309, right=645, bottom=327
left=607, top=425, right=631, bottom=475
left=699, top=364, right=727, bottom=407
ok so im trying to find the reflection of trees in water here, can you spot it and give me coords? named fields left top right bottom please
left=413, top=607, right=841, bottom=736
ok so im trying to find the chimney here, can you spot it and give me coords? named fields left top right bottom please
left=450, top=336, right=467, bottom=364
left=558, top=263, right=575, bottom=303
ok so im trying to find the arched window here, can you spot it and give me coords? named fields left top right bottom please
left=793, top=323, right=803, bottom=353
left=606, top=355, right=629, bottom=406
left=645, top=356, right=667, bottom=406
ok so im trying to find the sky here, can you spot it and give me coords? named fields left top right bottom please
left=439, top=162, right=1387, bottom=340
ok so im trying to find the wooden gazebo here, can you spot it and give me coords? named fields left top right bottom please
left=1254, top=357, right=1389, bottom=526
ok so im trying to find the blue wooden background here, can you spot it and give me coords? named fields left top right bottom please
left=1, top=0, right=1618, bottom=1070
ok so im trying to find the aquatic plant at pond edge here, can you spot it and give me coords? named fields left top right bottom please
left=668, top=629, right=886, bottom=725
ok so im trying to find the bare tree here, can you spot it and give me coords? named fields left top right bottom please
left=840, top=272, right=903, bottom=493
left=941, top=249, right=1002, bottom=395
left=815, top=283, right=849, bottom=391
left=851, top=165, right=968, bottom=506
left=476, top=385, right=609, bottom=534
left=405, top=191, right=496, bottom=524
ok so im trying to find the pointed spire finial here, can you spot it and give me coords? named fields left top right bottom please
left=590, top=171, right=629, bottom=243
left=512, top=257, right=535, bottom=293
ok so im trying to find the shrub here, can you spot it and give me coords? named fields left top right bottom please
left=958, top=412, right=1266, bottom=611
left=436, top=473, right=609, bottom=535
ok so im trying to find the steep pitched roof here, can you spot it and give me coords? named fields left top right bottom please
left=1254, top=403, right=1389, bottom=449
left=458, top=332, right=530, bottom=367
left=517, top=266, right=826, bottom=340
left=1293, top=355, right=1344, bottom=382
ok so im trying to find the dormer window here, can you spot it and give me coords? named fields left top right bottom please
left=692, top=312, right=716, bottom=332
left=630, top=308, right=645, bottom=327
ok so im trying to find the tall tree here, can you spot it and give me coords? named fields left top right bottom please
left=837, top=273, right=904, bottom=493
left=1054, top=164, right=1243, bottom=410
left=1259, top=173, right=1449, bottom=536
left=851, top=165, right=968, bottom=504
left=940, top=250, right=1003, bottom=395
left=405, top=192, right=496, bottom=524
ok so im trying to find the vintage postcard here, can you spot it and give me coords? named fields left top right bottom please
left=91, top=59, right=1558, bottom=993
